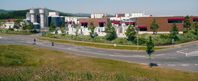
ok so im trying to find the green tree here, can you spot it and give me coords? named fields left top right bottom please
left=146, top=36, right=154, bottom=67
left=60, top=22, right=65, bottom=34
left=89, top=22, right=97, bottom=38
left=192, top=22, right=198, bottom=35
left=22, top=22, right=28, bottom=30
left=125, top=25, right=136, bottom=41
left=105, top=21, right=117, bottom=41
left=28, top=23, right=34, bottom=32
left=23, top=22, right=33, bottom=32
left=183, top=16, right=191, bottom=33
left=0, top=20, right=2, bottom=26
left=49, top=23, right=56, bottom=32
left=150, top=19, right=159, bottom=34
left=74, top=24, right=80, bottom=36
left=13, top=19, right=22, bottom=29
left=170, top=24, right=179, bottom=42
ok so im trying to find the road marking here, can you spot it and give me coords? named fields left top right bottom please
left=187, top=51, right=198, bottom=56
left=181, top=64, right=189, bottom=67
left=195, top=64, right=198, bottom=66
left=109, top=55, right=146, bottom=58
left=155, top=54, right=165, bottom=56
left=157, top=64, right=161, bottom=66
left=0, top=36, right=2, bottom=39
left=167, top=64, right=176, bottom=66
left=177, top=49, right=188, bottom=56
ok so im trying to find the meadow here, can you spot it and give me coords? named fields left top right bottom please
left=0, top=45, right=198, bottom=81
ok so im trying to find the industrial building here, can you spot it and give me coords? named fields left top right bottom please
left=26, top=8, right=48, bottom=31
left=26, top=8, right=65, bottom=32
left=48, top=12, right=65, bottom=27
left=135, top=16, right=198, bottom=34
left=24, top=9, right=198, bottom=37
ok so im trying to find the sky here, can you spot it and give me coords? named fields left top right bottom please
left=0, top=0, right=198, bottom=16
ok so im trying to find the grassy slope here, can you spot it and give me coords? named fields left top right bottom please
left=39, top=37, right=166, bottom=51
left=0, top=45, right=197, bottom=81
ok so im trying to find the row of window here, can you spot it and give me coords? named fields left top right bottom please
left=81, top=22, right=105, bottom=27
left=168, top=19, right=198, bottom=23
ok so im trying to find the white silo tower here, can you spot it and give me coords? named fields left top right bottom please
left=30, top=9, right=36, bottom=23
left=39, top=8, right=45, bottom=29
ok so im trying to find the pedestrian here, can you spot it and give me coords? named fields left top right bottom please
left=33, top=38, right=36, bottom=45
left=52, top=42, right=54, bottom=46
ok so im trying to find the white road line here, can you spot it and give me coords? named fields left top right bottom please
left=177, top=49, right=188, bottom=56
left=194, top=64, right=198, bottom=66
left=187, top=51, right=198, bottom=56
left=181, top=64, right=189, bottom=67
left=167, top=64, right=176, bottom=66
left=0, top=36, right=2, bottom=39
left=155, top=54, right=165, bottom=56
left=157, top=64, right=161, bottom=66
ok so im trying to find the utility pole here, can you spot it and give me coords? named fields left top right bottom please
left=136, top=27, right=139, bottom=51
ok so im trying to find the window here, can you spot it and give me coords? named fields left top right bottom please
left=168, top=20, right=183, bottom=23
left=99, top=22, right=104, bottom=27
left=168, top=18, right=184, bottom=23
left=138, top=26, right=147, bottom=31
left=81, top=22, right=88, bottom=27
left=193, top=18, right=198, bottom=22
left=139, top=28, right=147, bottom=31
left=125, top=22, right=135, bottom=26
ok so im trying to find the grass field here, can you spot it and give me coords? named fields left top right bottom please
left=0, top=45, right=198, bottom=81
left=39, top=37, right=166, bottom=51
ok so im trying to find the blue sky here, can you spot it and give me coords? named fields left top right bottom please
left=0, top=0, right=198, bottom=16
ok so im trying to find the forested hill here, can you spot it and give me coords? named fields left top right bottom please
left=0, top=9, right=28, bottom=19
left=0, top=9, right=75, bottom=19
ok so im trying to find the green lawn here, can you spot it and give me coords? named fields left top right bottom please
left=0, top=45, right=197, bottom=81
left=0, top=29, right=33, bottom=35
left=39, top=37, right=166, bottom=51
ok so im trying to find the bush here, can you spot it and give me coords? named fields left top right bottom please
left=177, top=32, right=198, bottom=44
left=133, top=37, right=147, bottom=45
left=112, top=38, right=132, bottom=45
left=153, top=34, right=172, bottom=45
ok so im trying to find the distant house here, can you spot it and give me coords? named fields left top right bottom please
left=0, top=19, right=16, bottom=29
left=78, top=17, right=109, bottom=36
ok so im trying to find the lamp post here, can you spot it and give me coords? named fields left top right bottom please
left=136, top=27, right=139, bottom=51
left=172, top=38, right=175, bottom=47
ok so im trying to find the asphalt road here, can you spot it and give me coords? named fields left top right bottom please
left=0, top=35, right=198, bottom=72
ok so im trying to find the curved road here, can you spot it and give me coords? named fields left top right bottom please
left=0, top=35, right=198, bottom=72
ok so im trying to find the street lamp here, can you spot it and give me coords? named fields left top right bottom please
left=135, top=27, right=139, bottom=51
left=172, top=38, right=175, bottom=47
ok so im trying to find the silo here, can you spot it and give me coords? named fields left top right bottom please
left=39, top=8, right=45, bottom=29
left=30, top=9, right=36, bottom=23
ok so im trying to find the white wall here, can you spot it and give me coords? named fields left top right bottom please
left=49, top=12, right=59, bottom=17
left=91, top=13, right=105, bottom=18
left=2, top=22, right=15, bottom=29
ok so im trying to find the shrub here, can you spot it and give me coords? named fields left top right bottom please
left=112, top=38, right=131, bottom=45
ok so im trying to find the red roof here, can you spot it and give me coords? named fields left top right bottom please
left=112, top=21, right=121, bottom=24
left=124, top=22, right=135, bottom=25
left=193, top=18, right=198, bottom=20
left=138, top=26, right=147, bottom=28
left=3, top=19, right=17, bottom=22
